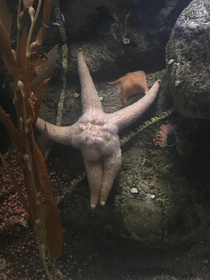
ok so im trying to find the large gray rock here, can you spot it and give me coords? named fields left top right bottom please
left=39, top=0, right=209, bottom=248
left=60, top=0, right=192, bottom=74
left=3, top=0, right=206, bottom=251
left=166, top=0, right=210, bottom=118
left=39, top=0, right=193, bottom=127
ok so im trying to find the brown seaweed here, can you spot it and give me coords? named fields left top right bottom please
left=0, top=1, right=62, bottom=279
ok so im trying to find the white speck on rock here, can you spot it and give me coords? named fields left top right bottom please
left=74, top=93, right=80, bottom=98
left=130, top=187, right=139, bottom=194
left=168, top=59, right=174, bottom=65
left=175, top=80, right=182, bottom=87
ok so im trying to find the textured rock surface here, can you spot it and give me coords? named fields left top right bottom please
left=3, top=1, right=210, bottom=278
left=2, top=0, right=208, bottom=251
left=59, top=0, right=192, bottom=72
left=115, top=117, right=205, bottom=246
left=166, top=0, right=210, bottom=118
left=39, top=0, right=192, bottom=126
left=55, top=111, right=209, bottom=248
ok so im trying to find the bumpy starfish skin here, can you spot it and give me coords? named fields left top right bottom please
left=36, top=49, right=160, bottom=209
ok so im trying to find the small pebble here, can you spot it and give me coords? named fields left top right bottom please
left=168, top=59, right=174, bottom=65
left=123, top=37, right=130, bottom=44
left=175, top=80, right=181, bottom=87
left=130, top=187, right=138, bottom=194
left=73, top=93, right=80, bottom=98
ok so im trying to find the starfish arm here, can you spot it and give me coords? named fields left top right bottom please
left=36, top=117, right=75, bottom=145
left=78, top=49, right=103, bottom=114
left=100, top=147, right=122, bottom=206
left=108, top=80, right=160, bottom=131
left=83, top=158, right=103, bottom=209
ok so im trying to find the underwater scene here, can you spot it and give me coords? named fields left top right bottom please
left=1, top=0, right=210, bottom=279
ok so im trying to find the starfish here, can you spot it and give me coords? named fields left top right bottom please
left=108, top=71, right=149, bottom=102
left=36, top=49, right=160, bottom=209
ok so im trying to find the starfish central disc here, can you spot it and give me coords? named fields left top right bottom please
left=75, top=117, right=119, bottom=161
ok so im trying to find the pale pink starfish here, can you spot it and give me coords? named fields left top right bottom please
left=36, top=49, right=160, bottom=209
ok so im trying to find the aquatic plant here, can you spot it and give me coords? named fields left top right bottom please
left=0, top=0, right=62, bottom=279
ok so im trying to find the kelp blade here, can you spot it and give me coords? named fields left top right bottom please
left=0, top=106, right=26, bottom=153
left=36, top=0, right=54, bottom=45
left=0, top=0, right=12, bottom=42
left=30, top=45, right=58, bottom=92
left=0, top=22, right=20, bottom=80
left=32, top=131, right=63, bottom=262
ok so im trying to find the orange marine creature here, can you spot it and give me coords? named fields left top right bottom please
left=153, top=123, right=196, bottom=155
left=108, top=70, right=149, bottom=102
left=153, top=124, right=175, bottom=147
